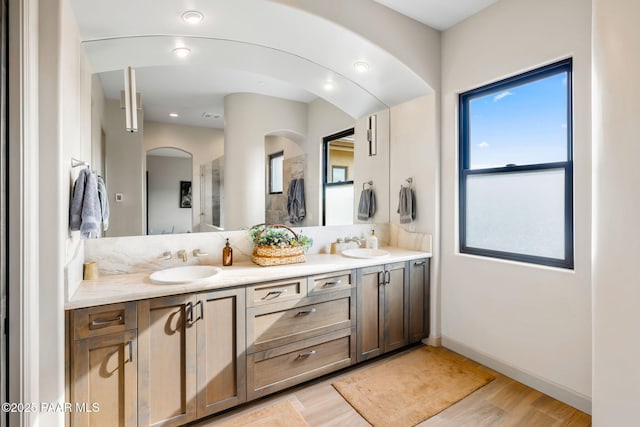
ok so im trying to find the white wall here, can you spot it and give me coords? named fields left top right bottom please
left=306, top=98, right=356, bottom=225
left=143, top=121, right=224, bottom=231
left=103, top=99, right=144, bottom=236
left=389, top=94, right=440, bottom=342
left=273, top=0, right=441, bottom=92
left=147, top=155, right=192, bottom=234
left=224, top=93, right=307, bottom=230
left=592, top=0, right=640, bottom=423
left=440, top=0, right=592, bottom=411
left=39, top=0, right=95, bottom=423
left=354, top=108, right=390, bottom=225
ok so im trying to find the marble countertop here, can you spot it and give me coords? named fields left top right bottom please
left=66, top=247, right=431, bottom=310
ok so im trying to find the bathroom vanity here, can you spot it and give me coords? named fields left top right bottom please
left=65, top=249, right=430, bottom=427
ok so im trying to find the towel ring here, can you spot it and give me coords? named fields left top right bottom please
left=363, top=180, right=373, bottom=190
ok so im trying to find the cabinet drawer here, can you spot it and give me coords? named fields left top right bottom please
left=248, top=297, right=353, bottom=352
left=247, top=329, right=354, bottom=400
left=246, top=277, right=306, bottom=307
left=307, top=270, right=354, bottom=295
left=71, top=302, right=137, bottom=340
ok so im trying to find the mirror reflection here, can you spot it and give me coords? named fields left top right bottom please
left=93, top=65, right=389, bottom=237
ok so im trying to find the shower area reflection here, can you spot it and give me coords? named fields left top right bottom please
left=200, top=156, right=225, bottom=231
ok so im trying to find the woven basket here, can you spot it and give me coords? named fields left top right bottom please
left=251, top=224, right=306, bottom=266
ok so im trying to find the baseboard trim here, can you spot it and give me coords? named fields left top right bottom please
left=442, top=336, right=592, bottom=415
left=424, top=336, right=441, bottom=347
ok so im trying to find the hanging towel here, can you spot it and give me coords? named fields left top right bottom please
left=357, top=188, right=377, bottom=220
left=96, top=175, right=110, bottom=231
left=70, top=168, right=88, bottom=232
left=397, top=186, right=416, bottom=224
left=287, top=178, right=306, bottom=224
left=70, top=169, right=102, bottom=239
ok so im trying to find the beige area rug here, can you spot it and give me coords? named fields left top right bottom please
left=216, top=399, right=308, bottom=427
left=333, top=346, right=495, bottom=427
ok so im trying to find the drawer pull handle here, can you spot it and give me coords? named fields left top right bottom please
left=262, top=289, right=287, bottom=300
left=127, top=340, right=133, bottom=363
left=195, top=300, right=204, bottom=322
left=323, top=280, right=341, bottom=287
left=414, top=261, right=426, bottom=266
left=186, top=302, right=194, bottom=324
left=297, top=308, right=317, bottom=316
left=298, top=350, right=316, bottom=359
left=90, top=315, right=123, bottom=327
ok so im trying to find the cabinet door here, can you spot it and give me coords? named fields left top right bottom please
left=138, top=295, right=197, bottom=427
left=72, top=331, right=137, bottom=427
left=383, top=261, right=409, bottom=353
left=409, top=259, right=430, bottom=343
left=356, top=264, right=385, bottom=362
left=195, top=288, right=246, bottom=418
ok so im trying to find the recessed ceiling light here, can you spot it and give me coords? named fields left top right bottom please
left=181, top=10, right=204, bottom=25
left=354, top=61, right=370, bottom=73
left=169, top=113, right=179, bottom=118
left=323, top=81, right=335, bottom=91
left=172, top=47, right=191, bottom=58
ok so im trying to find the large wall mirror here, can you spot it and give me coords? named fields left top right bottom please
left=71, top=1, right=432, bottom=237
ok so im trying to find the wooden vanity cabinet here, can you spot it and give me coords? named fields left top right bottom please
left=408, top=258, right=430, bottom=343
left=357, top=261, right=409, bottom=362
left=137, top=287, right=246, bottom=427
left=69, top=302, right=138, bottom=427
left=68, top=256, right=429, bottom=427
left=137, top=294, right=196, bottom=427
left=246, top=271, right=356, bottom=400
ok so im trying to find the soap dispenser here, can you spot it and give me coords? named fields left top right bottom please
left=222, top=238, right=233, bottom=266
left=367, top=229, right=378, bottom=250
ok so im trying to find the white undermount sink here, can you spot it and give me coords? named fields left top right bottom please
left=341, top=248, right=391, bottom=259
left=149, top=265, right=222, bottom=285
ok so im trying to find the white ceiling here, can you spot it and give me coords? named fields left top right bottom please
left=70, top=1, right=497, bottom=129
left=373, top=0, right=499, bottom=30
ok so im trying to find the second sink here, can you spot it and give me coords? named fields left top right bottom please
left=341, top=248, right=390, bottom=259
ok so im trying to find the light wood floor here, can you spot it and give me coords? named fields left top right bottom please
left=190, top=345, right=591, bottom=427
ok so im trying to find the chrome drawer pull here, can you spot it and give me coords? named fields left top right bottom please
left=298, top=350, right=316, bottom=359
left=414, top=261, right=426, bottom=266
left=90, top=315, right=123, bottom=327
left=297, top=308, right=317, bottom=316
left=262, top=289, right=287, bottom=300
left=323, top=280, right=341, bottom=287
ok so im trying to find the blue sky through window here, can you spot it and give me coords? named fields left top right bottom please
left=468, top=72, right=568, bottom=169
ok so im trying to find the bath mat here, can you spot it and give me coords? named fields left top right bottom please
left=216, top=399, right=308, bottom=427
left=333, top=346, right=495, bottom=427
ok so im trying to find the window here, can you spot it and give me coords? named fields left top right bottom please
left=459, top=59, right=573, bottom=269
left=268, top=151, right=283, bottom=194
left=323, top=128, right=355, bottom=225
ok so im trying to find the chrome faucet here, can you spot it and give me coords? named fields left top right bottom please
left=177, top=250, right=187, bottom=262
left=159, top=251, right=172, bottom=260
